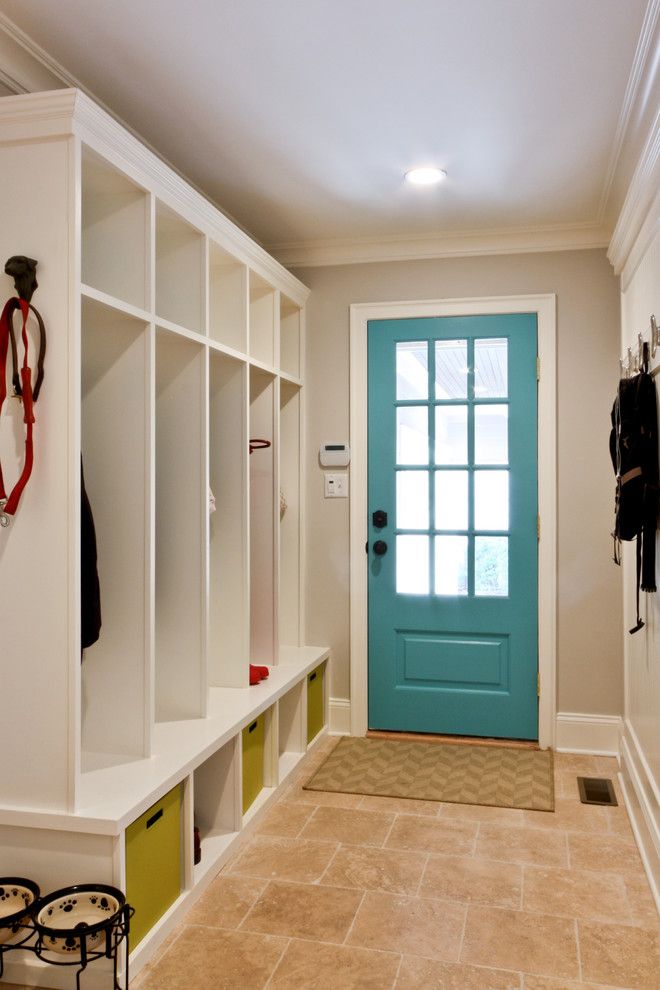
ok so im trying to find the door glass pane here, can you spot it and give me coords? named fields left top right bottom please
left=397, top=471, right=429, bottom=529
left=396, top=341, right=428, bottom=400
left=435, top=339, right=468, bottom=399
left=435, top=471, right=468, bottom=530
left=435, top=535, right=468, bottom=595
left=397, top=406, right=428, bottom=464
left=397, top=535, right=429, bottom=594
left=475, top=536, right=508, bottom=596
left=475, top=471, right=509, bottom=530
left=475, top=338, right=508, bottom=397
left=475, top=404, right=508, bottom=464
left=435, top=405, right=467, bottom=464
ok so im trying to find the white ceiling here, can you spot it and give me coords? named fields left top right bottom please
left=0, top=0, right=654, bottom=264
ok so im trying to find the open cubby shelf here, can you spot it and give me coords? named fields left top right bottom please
left=0, top=88, right=323, bottom=989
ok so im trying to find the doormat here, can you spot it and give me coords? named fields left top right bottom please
left=304, top=736, right=554, bottom=811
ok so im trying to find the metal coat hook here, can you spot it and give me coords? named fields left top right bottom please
left=651, top=314, right=658, bottom=358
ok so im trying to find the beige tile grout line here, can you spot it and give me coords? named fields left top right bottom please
left=391, top=952, right=405, bottom=988
left=341, top=889, right=368, bottom=946
left=473, top=820, right=481, bottom=857
left=573, top=916, right=583, bottom=983
left=262, top=936, right=292, bottom=990
left=456, top=899, right=470, bottom=966
left=315, top=842, right=342, bottom=885
left=380, top=811, right=399, bottom=848
left=414, top=852, right=432, bottom=897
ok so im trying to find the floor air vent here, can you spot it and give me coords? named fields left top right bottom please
left=577, top=777, right=618, bottom=806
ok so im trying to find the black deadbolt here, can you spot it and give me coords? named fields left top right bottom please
left=372, top=509, right=388, bottom=528
left=373, top=540, right=388, bottom=556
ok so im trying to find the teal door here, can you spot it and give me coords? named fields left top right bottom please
left=368, top=315, right=538, bottom=739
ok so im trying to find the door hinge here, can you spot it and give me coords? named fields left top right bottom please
left=536, top=356, right=541, bottom=381
left=537, top=514, right=541, bottom=541
left=537, top=671, right=541, bottom=697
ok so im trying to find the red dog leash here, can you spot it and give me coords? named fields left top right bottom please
left=0, top=297, right=35, bottom=526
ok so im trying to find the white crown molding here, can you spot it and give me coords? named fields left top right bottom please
left=270, top=222, right=611, bottom=269
left=0, top=12, right=311, bottom=301
left=597, top=0, right=660, bottom=224
left=0, top=11, right=78, bottom=89
left=608, top=106, right=660, bottom=281
left=0, top=7, right=652, bottom=273
left=0, top=88, right=309, bottom=305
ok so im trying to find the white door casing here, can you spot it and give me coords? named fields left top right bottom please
left=349, top=295, right=557, bottom=748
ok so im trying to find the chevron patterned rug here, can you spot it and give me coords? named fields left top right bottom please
left=304, top=736, right=554, bottom=811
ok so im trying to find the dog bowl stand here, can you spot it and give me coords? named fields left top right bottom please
left=0, top=903, right=133, bottom=990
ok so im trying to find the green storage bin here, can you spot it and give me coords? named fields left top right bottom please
left=125, top=784, right=182, bottom=948
left=307, top=665, right=325, bottom=743
left=242, top=715, right=265, bottom=814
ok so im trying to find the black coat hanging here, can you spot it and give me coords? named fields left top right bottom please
left=610, top=348, right=659, bottom=633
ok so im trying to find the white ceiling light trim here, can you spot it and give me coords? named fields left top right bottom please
left=404, top=166, right=447, bottom=186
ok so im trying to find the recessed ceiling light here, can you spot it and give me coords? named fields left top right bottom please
left=405, top=166, right=447, bottom=186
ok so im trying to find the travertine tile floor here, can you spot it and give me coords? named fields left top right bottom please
left=6, top=738, right=658, bottom=989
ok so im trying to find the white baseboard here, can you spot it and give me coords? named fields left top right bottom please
left=619, top=719, right=660, bottom=910
left=555, top=712, right=622, bottom=755
left=329, top=697, right=351, bottom=735
left=333, top=703, right=623, bottom=755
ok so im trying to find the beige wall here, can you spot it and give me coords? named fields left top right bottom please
left=294, top=248, right=623, bottom=720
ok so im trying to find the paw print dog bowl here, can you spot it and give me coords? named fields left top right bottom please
left=0, top=877, right=40, bottom=945
left=35, top=883, right=125, bottom=956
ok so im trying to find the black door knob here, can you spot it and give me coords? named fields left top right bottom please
left=372, top=509, right=388, bottom=528
left=373, top=540, right=388, bottom=556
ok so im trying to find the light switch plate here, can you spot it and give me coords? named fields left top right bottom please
left=324, top=472, right=348, bottom=498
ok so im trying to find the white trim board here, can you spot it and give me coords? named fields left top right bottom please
left=329, top=698, right=351, bottom=735
left=271, top=223, right=611, bottom=269
left=619, top=719, right=660, bottom=909
left=555, top=712, right=623, bottom=756
left=349, top=295, right=557, bottom=749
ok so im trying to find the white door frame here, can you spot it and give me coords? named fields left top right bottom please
left=349, top=295, right=557, bottom=749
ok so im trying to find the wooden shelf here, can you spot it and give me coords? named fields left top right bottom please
left=156, top=202, right=205, bottom=332
left=0, top=88, right=317, bottom=986
left=81, top=148, right=149, bottom=311
left=9, top=647, right=331, bottom=832
left=249, top=271, right=276, bottom=366
left=209, top=241, right=247, bottom=351
left=280, top=294, right=301, bottom=379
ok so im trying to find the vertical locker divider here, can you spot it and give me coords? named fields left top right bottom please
left=145, top=318, right=156, bottom=756
left=200, top=344, right=210, bottom=718
left=273, top=375, right=281, bottom=662
left=181, top=774, right=195, bottom=892
left=264, top=705, right=279, bottom=788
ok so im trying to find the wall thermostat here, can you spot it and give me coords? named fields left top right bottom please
left=320, top=443, right=350, bottom=467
